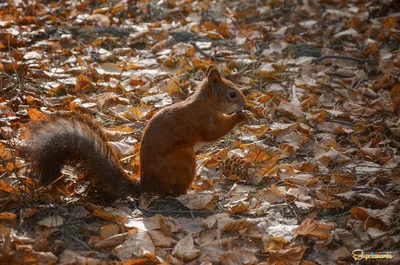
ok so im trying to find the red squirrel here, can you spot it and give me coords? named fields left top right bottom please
left=21, top=66, right=254, bottom=202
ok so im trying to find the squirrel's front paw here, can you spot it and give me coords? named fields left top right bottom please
left=238, top=110, right=258, bottom=125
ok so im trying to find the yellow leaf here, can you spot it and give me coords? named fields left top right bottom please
left=203, top=21, right=217, bottom=31
left=167, top=77, right=181, bottom=95
left=0, top=212, right=17, bottom=225
left=6, top=162, right=14, bottom=171
left=92, top=209, right=119, bottom=221
left=0, top=180, right=15, bottom=193
left=75, top=74, right=97, bottom=92
left=112, top=125, right=134, bottom=133
left=0, top=143, right=11, bottom=159
left=28, top=108, right=46, bottom=121
left=99, top=223, right=120, bottom=239
left=382, top=17, right=398, bottom=29
left=217, top=23, right=230, bottom=38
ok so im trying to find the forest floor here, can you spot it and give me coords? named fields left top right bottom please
left=0, top=0, right=399, bottom=264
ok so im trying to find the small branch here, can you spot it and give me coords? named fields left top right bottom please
left=352, top=78, right=366, bottom=90
left=328, top=118, right=358, bottom=127
left=137, top=207, right=244, bottom=218
left=312, top=55, right=372, bottom=64
left=190, top=42, right=225, bottom=62
left=282, top=8, right=310, bottom=18
left=352, top=69, right=372, bottom=90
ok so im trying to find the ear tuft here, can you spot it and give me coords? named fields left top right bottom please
left=205, top=65, right=216, bottom=77
left=207, top=67, right=222, bottom=85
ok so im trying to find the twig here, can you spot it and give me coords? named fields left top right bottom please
left=68, top=235, right=93, bottom=251
left=0, top=172, right=7, bottom=179
left=352, top=69, right=372, bottom=90
left=7, top=36, right=20, bottom=83
left=137, top=207, right=244, bottom=219
left=299, top=171, right=396, bottom=177
left=190, top=42, right=225, bottom=62
left=282, top=8, right=310, bottom=18
left=312, top=55, right=372, bottom=64
left=285, top=201, right=301, bottom=222
left=328, top=118, right=358, bottom=127
left=352, top=78, right=366, bottom=90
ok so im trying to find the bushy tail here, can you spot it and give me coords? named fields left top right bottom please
left=19, top=113, right=141, bottom=202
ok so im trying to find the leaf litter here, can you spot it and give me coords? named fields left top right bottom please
left=0, top=0, right=399, bottom=264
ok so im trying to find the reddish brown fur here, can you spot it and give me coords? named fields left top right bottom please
left=140, top=66, right=248, bottom=193
left=21, top=66, right=249, bottom=201
left=21, top=114, right=141, bottom=202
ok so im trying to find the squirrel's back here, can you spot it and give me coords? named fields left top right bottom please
left=20, top=114, right=140, bottom=202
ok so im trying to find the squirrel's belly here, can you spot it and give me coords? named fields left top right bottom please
left=194, top=141, right=207, bottom=152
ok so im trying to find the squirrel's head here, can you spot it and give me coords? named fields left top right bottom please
left=205, top=66, right=247, bottom=115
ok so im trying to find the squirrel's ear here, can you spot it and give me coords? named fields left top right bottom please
left=207, top=67, right=222, bottom=85
left=205, top=65, right=216, bottom=76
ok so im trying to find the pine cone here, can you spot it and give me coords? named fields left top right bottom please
left=221, top=155, right=256, bottom=182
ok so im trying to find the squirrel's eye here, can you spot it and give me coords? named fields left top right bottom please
left=230, top=91, right=237, bottom=98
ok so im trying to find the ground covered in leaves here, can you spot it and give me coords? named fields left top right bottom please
left=0, top=0, right=399, bottom=264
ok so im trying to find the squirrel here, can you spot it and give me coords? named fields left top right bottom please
left=20, top=65, right=254, bottom=202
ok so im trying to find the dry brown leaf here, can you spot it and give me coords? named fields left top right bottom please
left=176, top=194, right=216, bottom=211
left=222, top=218, right=254, bottom=232
left=28, top=108, right=47, bottom=121
left=58, top=249, right=101, bottom=265
left=99, top=223, right=121, bottom=240
left=0, top=212, right=17, bottom=226
left=254, top=185, right=284, bottom=204
left=34, top=227, right=59, bottom=243
left=278, top=100, right=304, bottom=120
left=20, top=208, right=38, bottom=219
left=0, top=248, right=57, bottom=265
left=0, top=180, right=15, bottom=193
left=112, top=229, right=155, bottom=261
left=0, top=225, right=11, bottom=237
left=94, top=233, right=128, bottom=250
left=292, top=218, right=336, bottom=240
left=220, top=248, right=259, bottom=265
left=350, top=199, right=399, bottom=229
left=158, top=214, right=182, bottom=237
left=92, top=209, right=119, bottom=221
left=202, top=214, right=219, bottom=228
left=268, top=243, right=307, bottom=265
left=147, top=230, right=176, bottom=247
left=0, top=144, right=11, bottom=160
left=172, top=233, right=200, bottom=261
left=75, top=74, right=97, bottom=93
left=122, top=252, right=160, bottom=265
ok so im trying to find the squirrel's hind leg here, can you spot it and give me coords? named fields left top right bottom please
left=141, top=145, right=196, bottom=194
left=165, top=145, right=196, bottom=194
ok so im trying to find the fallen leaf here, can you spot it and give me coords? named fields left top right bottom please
left=268, top=243, right=307, bottom=265
left=147, top=230, right=176, bottom=247
left=176, top=194, right=216, bottom=211
left=112, top=229, right=155, bottom=261
left=172, top=233, right=200, bottom=261
left=220, top=248, right=259, bottom=265
left=292, top=218, right=336, bottom=240
left=37, top=215, right=64, bottom=227
left=94, top=233, right=128, bottom=250
left=28, top=108, right=46, bottom=121
left=99, top=223, right=121, bottom=240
